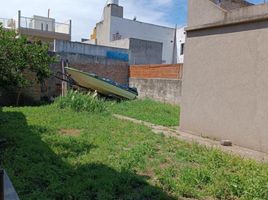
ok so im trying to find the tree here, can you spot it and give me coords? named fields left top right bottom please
left=0, top=24, right=55, bottom=105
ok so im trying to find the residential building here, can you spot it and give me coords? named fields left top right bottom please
left=87, top=0, right=180, bottom=64
left=0, top=11, right=71, bottom=43
left=181, top=0, right=268, bottom=154
left=176, top=26, right=186, bottom=64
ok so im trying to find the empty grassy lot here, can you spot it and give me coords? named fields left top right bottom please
left=110, top=99, right=180, bottom=127
left=0, top=100, right=267, bottom=200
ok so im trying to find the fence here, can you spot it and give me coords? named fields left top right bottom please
left=0, top=18, right=16, bottom=29
left=20, top=16, right=70, bottom=34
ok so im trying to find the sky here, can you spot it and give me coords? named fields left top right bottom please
left=0, top=0, right=265, bottom=41
left=0, top=0, right=187, bottom=41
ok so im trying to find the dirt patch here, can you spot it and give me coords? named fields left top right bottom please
left=137, top=169, right=154, bottom=178
left=159, top=162, right=169, bottom=169
left=59, top=129, right=81, bottom=137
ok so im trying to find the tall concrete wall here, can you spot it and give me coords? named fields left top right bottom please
left=110, top=16, right=175, bottom=64
left=181, top=1, right=268, bottom=153
left=210, top=0, right=253, bottom=10
left=188, top=0, right=227, bottom=28
left=104, top=38, right=163, bottom=65
left=129, top=38, right=162, bottom=65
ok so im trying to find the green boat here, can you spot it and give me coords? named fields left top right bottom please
left=65, top=67, right=138, bottom=100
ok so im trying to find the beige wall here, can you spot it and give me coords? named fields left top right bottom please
left=181, top=20, right=268, bottom=153
left=188, top=0, right=226, bottom=28
left=19, top=28, right=71, bottom=42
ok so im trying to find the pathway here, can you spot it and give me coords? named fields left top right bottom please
left=114, top=114, right=268, bottom=162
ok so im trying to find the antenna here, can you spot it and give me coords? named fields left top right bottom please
left=48, top=9, right=50, bottom=18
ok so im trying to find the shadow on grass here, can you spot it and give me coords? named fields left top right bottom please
left=0, top=111, right=175, bottom=200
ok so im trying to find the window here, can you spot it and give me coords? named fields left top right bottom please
left=180, top=43, right=185, bottom=55
left=46, top=24, right=49, bottom=31
left=41, top=23, right=44, bottom=31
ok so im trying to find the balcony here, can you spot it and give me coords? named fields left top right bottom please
left=18, top=14, right=71, bottom=41
left=0, top=18, right=16, bottom=29
left=19, top=16, right=70, bottom=35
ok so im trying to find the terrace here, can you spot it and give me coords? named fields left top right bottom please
left=0, top=11, right=71, bottom=41
left=0, top=18, right=16, bottom=29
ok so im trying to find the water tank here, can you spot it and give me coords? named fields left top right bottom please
left=106, top=0, right=119, bottom=5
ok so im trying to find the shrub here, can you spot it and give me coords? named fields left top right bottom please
left=55, top=90, right=107, bottom=113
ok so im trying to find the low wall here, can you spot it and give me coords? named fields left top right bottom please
left=54, top=40, right=129, bottom=58
left=130, top=78, right=182, bottom=105
left=129, top=64, right=183, bottom=104
left=130, top=64, right=183, bottom=79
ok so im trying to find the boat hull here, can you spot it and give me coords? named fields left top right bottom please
left=65, top=67, right=137, bottom=100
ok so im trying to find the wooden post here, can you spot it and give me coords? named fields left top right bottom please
left=61, top=60, right=65, bottom=96
left=0, top=169, right=4, bottom=200
left=61, top=60, right=68, bottom=96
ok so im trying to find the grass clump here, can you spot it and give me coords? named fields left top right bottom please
left=55, top=90, right=107, bottom=113
left=110, top=99, right=180, bottom=127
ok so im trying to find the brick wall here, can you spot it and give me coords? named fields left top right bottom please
left=0, top=71, right=42, bottom=106
left=58, top=52, right=129, bottom=85
left=130, top=64, right=183, bottom=79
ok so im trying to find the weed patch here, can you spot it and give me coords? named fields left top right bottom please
left=55, top=90, right=107, bottom=113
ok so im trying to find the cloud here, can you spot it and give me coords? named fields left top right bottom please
left=0, top=0, right=182, bottom=41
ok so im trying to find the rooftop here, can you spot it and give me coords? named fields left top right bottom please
left=188, top=0, right=268, bottom=31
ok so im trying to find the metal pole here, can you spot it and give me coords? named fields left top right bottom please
left=69, top=20, right=72, bottom=40
left=0, top=169, right=4, bottom=200
left=18, top=10, right=21, bottom=29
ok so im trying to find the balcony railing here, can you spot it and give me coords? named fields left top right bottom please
left=20, top=16, right=70, bottom=35
left=0, top=18, right=16, bottom=29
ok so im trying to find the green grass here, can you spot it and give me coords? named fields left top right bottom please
left=110, top=99, right=180, bottom=126
left=55, top=90, right=108, bottom=113
left=0, top=103, right=267, bottom=200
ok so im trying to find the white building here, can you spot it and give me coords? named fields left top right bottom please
left=177, top=26, right=186, bottom=64
left=88, top=0, right=183, bottom=64
left=0, top=11, right=71, bottom=42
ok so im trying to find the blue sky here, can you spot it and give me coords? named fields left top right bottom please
left=0, top=0, right=266, bottom=41
left=164, top=0, right=266, bottom=27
